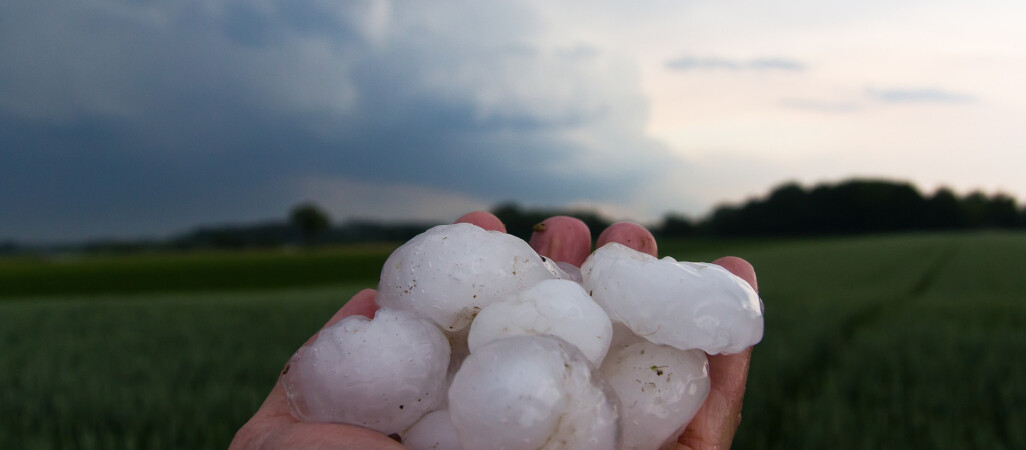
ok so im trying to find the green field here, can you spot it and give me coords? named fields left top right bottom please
left=2, top=233, right=1024, bottom=449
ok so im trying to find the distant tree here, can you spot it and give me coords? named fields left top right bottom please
left=658, top=213, right=699, bottom=237
left=925, top=188, right=964, bottom=229
left=290, top=202, right=331, bottom=246
left=959, top=192, right=990, bottom=228
left=983, top=193, right=1019, bottom=228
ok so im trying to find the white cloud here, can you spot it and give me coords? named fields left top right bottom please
left=665, top=56, right=806, bottom=72
left=865, top=87, right=976, bottom=104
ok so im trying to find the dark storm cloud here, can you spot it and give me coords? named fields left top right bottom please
left=0, top=0, right=674, bottom=241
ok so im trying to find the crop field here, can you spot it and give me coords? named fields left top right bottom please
left=1, top=232, right=1024, bottom=449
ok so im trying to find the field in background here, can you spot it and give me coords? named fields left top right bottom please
left=2, top=232, right=1024, bottom=449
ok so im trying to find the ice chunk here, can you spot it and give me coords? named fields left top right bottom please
left=448, top=335, right=621, bottom=450
left=377, top=223, right=554, bottom=332
left=601, top=328, right=710, bottom=450
left=468, top=279, right=613, bottom=365
left=282, top=308, right=450, bottom=435
left=582, top=243, right=763, bottom=354
left=403, top=409, right=463, bottom=450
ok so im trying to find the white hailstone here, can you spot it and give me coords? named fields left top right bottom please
left=468, top=279, right=613, bottom=365
left=377, top=223, right=555, bottom=332
left=601, top=329, right=710, bottom=450
left=582, top=243, right=763, bottom=355
left=282, top=308, right=450, bottom=435
left=403, top=410, right=463, bottom=450
left=448, top=335, right=621, bottom=450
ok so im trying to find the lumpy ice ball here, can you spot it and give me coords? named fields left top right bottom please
left=403, top=409, right=463, bottom=450
left=282, top=308, right=450, bottom=435
left=468, top=279, right=613, bottom=365
left=583, top=243, right=763, bottom=354
left=377, top=223, right=554, bottom=332
left=448, top=335, right=621, bottom=450
left=601, top=331, right=710, bottom=450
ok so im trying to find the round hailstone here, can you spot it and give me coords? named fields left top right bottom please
left=377, top=223, right=554, bottom=332
left=448, top=335, right=621, bottom=450
left=601, top=330, right=710, bottom=450
left=582, top=243, right=764, bottom=355
left=468, top=279, right=613, bottom=365
left=282, top=308, right=450, bottom=435
left=403, top=410, right=463, bottom=450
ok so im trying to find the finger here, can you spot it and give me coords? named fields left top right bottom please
left=332, top=288, right=379, bottom=323
left=231, top=418, right=404, bottom=450
left=251, top=422, right=405, bottom=450
left=712, top=256, right=758, bottom=292
left=596, top=222, right=658, bottom=257
left=528, top=216, right=592, bottom=266
left=455, top=211, right=506, bottom=232
left=677, top=257, right=758, bottom=450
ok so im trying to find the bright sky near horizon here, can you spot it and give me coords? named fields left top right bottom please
left=2, top=0, right=1024, bottom=242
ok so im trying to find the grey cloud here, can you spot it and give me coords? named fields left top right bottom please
left=866, top=87, right=976, bottom=104
left=666, top=56, right=806, bottom=72
left=0, top=0, right=675, bottom=241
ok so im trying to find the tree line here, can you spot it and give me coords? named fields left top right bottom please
left=4, top=178, right=1023, bottom=254
left=686, top=179, right=1024, bottom=237
left=228, top=179, right=1024, bottom=246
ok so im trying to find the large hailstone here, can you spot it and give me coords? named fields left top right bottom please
left=468, top=279, right=613, bottom=365
left=448, top=335, right=621, bottom=450
left=582, top=243, right=763, bottom=354
left=403, top=410, right=463, bottom=450
left=377, top=223, right=554, bottom=332
left=282, top=308, right=450, bottom=435
left=601, top=327, right=710, bottom=450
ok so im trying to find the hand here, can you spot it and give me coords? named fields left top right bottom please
left=230, top=212, right=756, bottom=449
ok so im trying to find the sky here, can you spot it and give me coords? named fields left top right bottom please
left=2, top=0, right=1025, bottom=243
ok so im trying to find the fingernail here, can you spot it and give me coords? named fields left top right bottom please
left=596, top=222, right=657, bottom=257
left=713, top=256, right=758, bottom=292
left=454, top=211, right=506, bottom=232
left=528, top=216, right=591, bottom=266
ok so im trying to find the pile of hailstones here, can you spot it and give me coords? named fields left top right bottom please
left=283, top=223, right=764, bottom=450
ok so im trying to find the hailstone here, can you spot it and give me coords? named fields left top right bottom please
left=448, top=335, right=621, bottom=450
left=403, top=409, right=463, bottom=450
left=282, top=308, right=450, bottom=435
left=601, top=327, right=710, bottom=450
left=377, top=223, right=554, bottom=332
left=468, top=279, right=613, bottom=365
left=582, top=243, right=763, bottom=354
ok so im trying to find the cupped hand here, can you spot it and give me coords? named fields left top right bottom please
left=230, top=211, right=756, bottom=450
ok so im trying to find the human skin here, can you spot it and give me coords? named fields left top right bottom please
left=230, top=212, right=756, bottom=450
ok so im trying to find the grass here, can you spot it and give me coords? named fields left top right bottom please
left=0, top=244, right=397, bottom=298
left=1, top=232, right=1024, bottom=449
left=0, top=286, right=361, bottom=450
